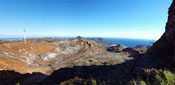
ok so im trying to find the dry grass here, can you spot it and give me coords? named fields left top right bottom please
left=0, top=42, right=56, bottom=56
left=0, top=56, right=28, bottom=73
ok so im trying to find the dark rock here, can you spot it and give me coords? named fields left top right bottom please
left=107, top=44, right=126, bottom=52
left=149, top=0, right=175, bottom=66
left=135, top=44, right=151, bottom=50
left=123, top=48, right=146, bottom=55
left=0, top=70, right=47, bottom=85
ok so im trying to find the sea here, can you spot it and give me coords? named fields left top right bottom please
left=0, top=37, right=156, bottom=47
left=103, top=38, right=155, bottom=47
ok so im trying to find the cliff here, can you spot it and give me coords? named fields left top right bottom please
left=149, top=0, right=175, bottom=66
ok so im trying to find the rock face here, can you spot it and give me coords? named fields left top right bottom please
left=149, top=0, right=175, bottom=66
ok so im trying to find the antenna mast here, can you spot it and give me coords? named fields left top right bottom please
left=23, top=29, right=26, bottom=43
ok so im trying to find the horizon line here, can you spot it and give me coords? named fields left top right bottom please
left=0, top=36, right=158, bottom=40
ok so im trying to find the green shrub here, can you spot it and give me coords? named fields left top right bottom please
left=82, top=56, right=89, bottom=59
left=162, top=70, right=175, bottom=85
left=90, top=79, right=97, bottom=85
left=15, top=83, right=20, bottom=85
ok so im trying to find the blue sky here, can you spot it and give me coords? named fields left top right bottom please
left=0, top=0, right=172, bottom=40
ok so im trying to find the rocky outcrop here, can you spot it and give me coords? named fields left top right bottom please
left=87, top=37, right=117, bottom=46
left=135, top=44, right=151, bottom=50
left=107, top=44, right=126, bottom=52
left=149, top=0, right=175, bottom=66
left=123, top=48, right=146, bottom=55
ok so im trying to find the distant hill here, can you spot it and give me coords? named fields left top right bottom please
left=87, top=37, right=117, bottom=46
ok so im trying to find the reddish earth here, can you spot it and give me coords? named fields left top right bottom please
left=0, top=56, right=28, bottom=73
left=0, top=42, right=56, bottom=56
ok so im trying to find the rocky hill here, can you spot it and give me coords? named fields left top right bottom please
left=0, top=36, right=146, bottom=84
left=0, top=37, right=104, bottom=74
left=87, top=37, right=117, bottom=46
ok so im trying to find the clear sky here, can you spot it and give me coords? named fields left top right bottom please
left=0, top=0, right=172, bottom=40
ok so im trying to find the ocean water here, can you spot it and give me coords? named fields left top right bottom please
left=103, top=38, right=155, bottom=47
left=0, top=38, right=23, bottom=41
left=0, top=37, right=156, bottom=47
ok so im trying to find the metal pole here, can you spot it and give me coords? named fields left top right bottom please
left=24, top=29, right=26, bottom=43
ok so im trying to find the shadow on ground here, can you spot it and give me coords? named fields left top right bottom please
left=0, top=70, right=47, bottom=85
left=39, top=53, right=141, bottom=85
